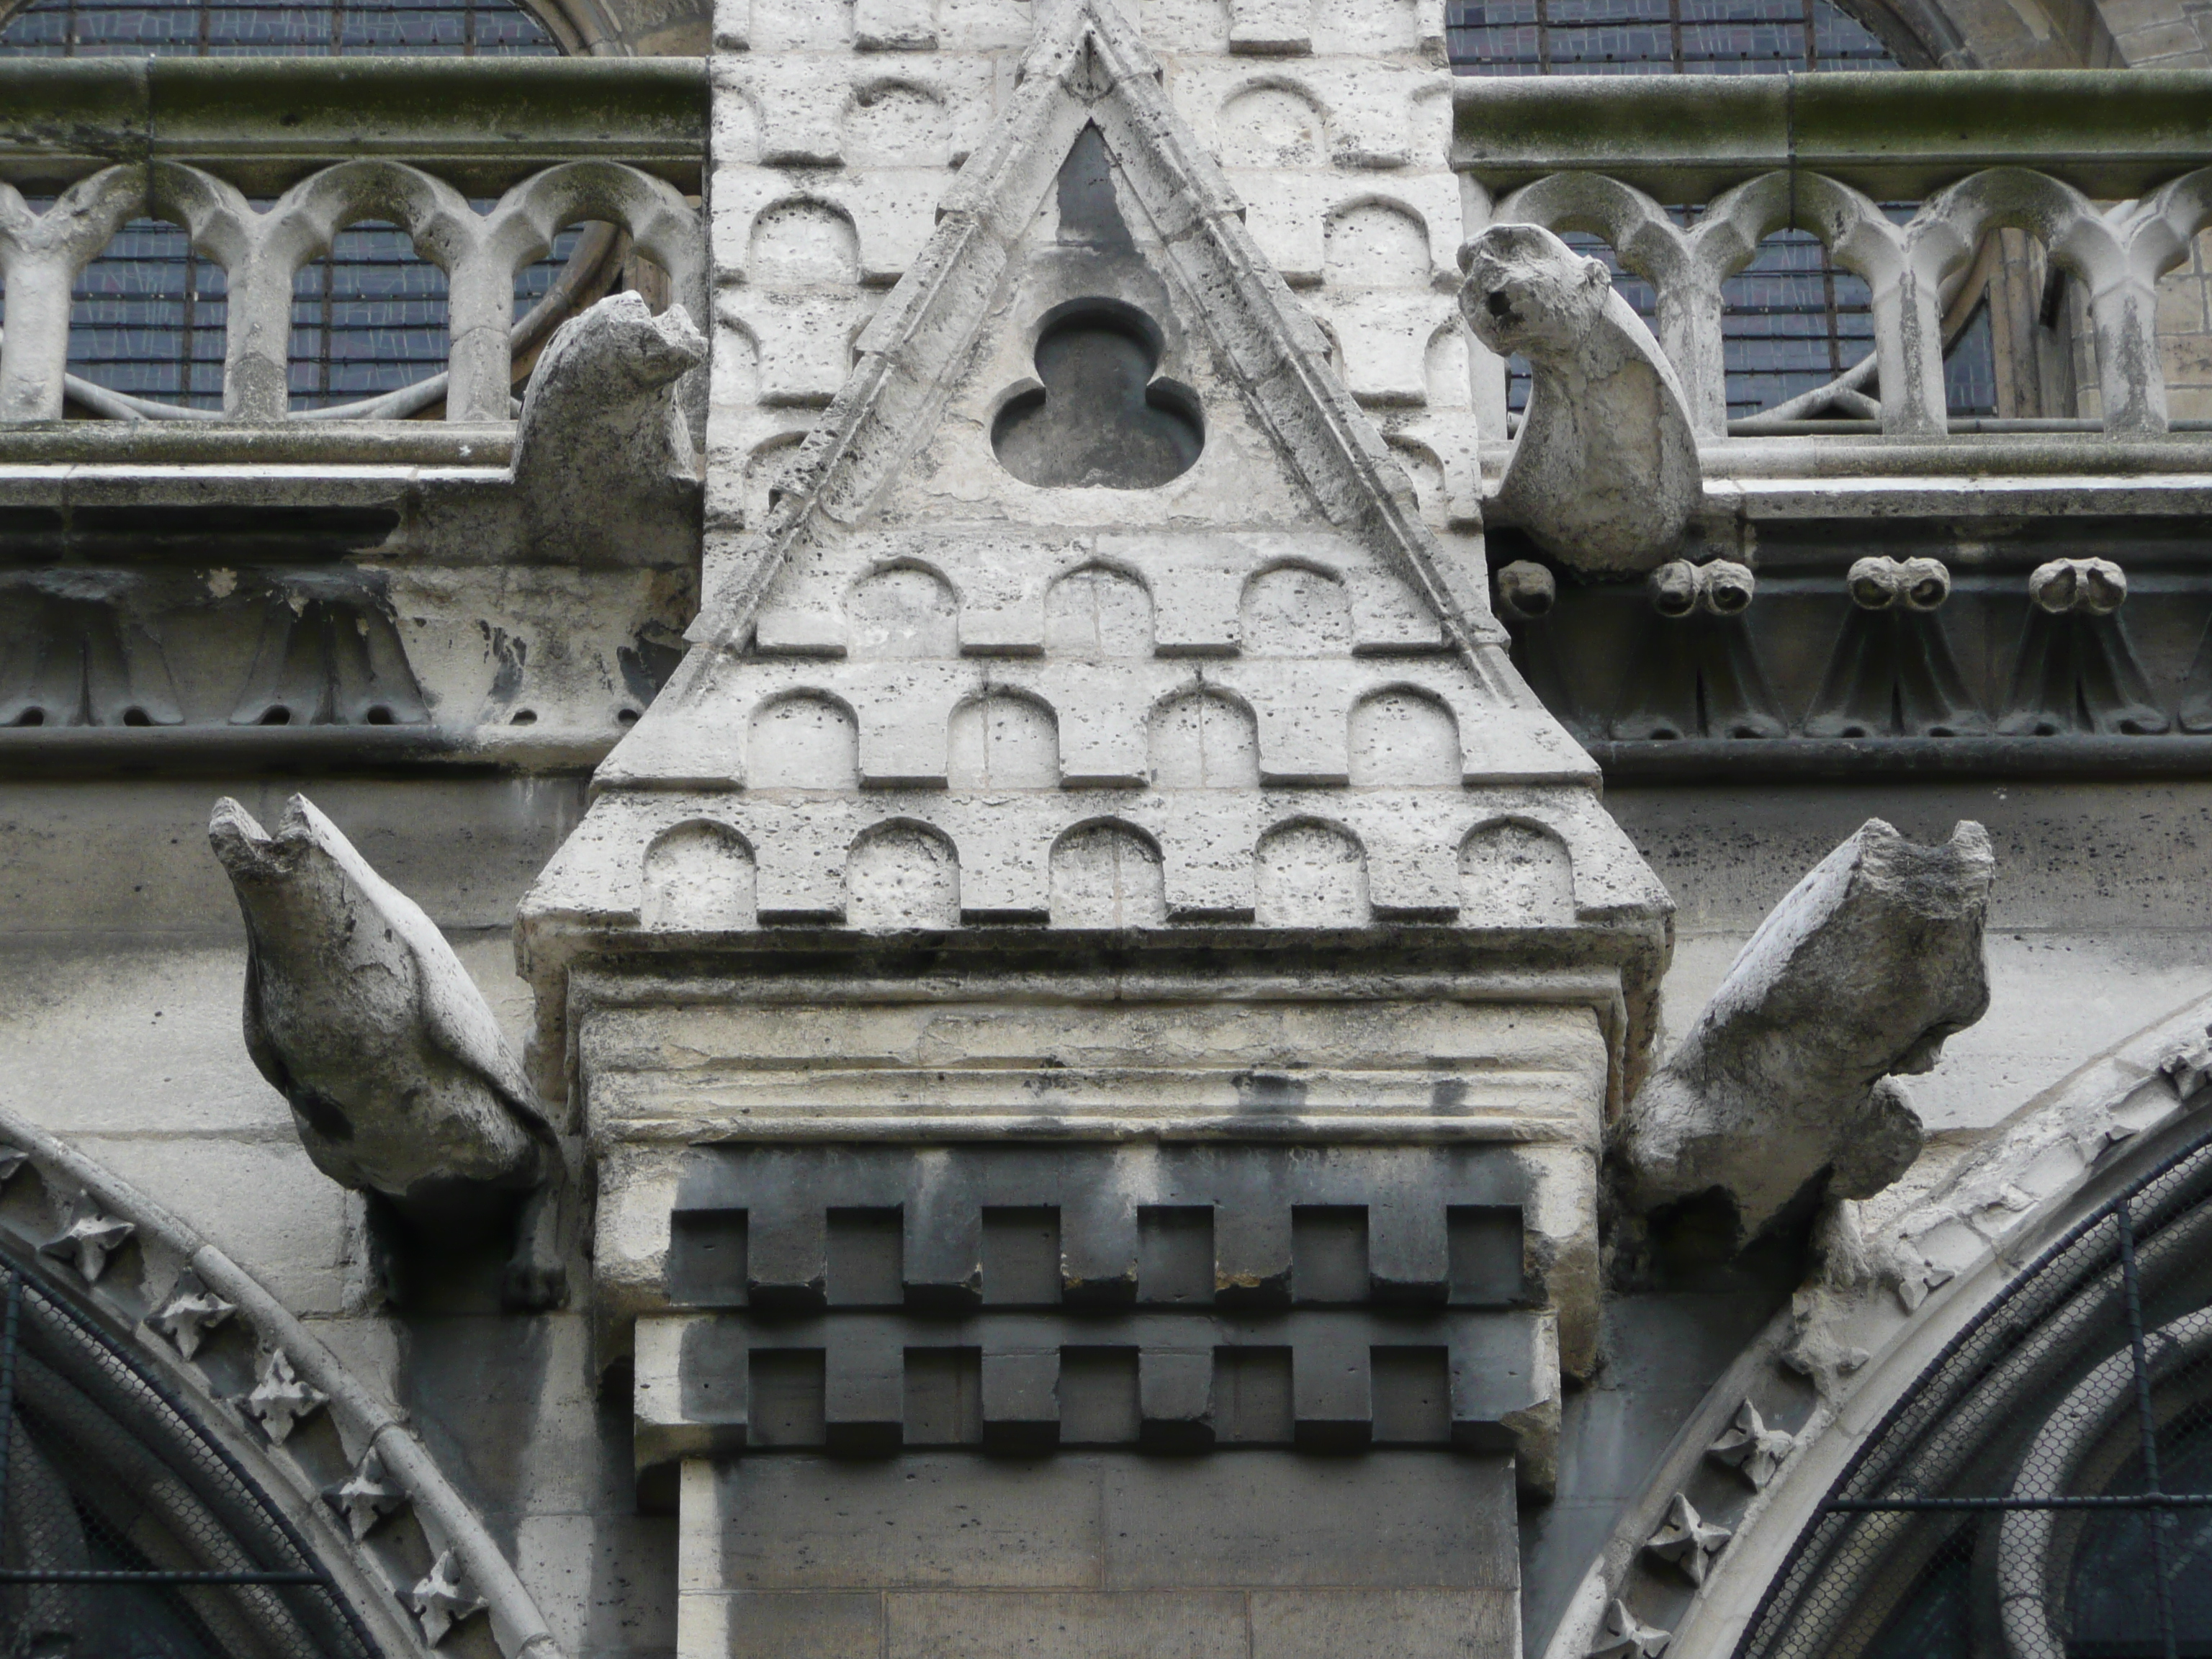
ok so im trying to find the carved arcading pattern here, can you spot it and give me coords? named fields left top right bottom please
left=0, top=1105, right=570, bottom=1659
left=1500, top=163, right=2212, bottom=439
left=0, top=159, right=703, bottom=424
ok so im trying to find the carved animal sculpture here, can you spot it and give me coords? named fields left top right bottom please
left=209, top=793, right=566, bottom=1308
left=1616, top=818, right=1993, bottom=1243
left=511, top=289, right=708, bottom=566
left=1457, top=222, right=1701, bottom=575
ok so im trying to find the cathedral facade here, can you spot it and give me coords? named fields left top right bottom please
left=4, top=0, right=2212, bottom=1655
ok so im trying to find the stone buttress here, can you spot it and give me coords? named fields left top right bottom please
left=517, top=4, right=1671, bottom=1655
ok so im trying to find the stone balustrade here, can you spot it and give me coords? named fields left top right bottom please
left=0, top=58, right=707, bottom=423
left=1453, top=70, right=2212, bottom=439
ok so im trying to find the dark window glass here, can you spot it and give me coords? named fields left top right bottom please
left=0, top=0, right=559, bottom=56
left=1943, top=300, right=1998, bottom=417
left=1447, top=0, right=1897, bottom=74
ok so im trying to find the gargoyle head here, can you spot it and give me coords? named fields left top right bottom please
left=209, top=796, right=313, bottom=884
left=1455, top=222, right=1611, bottom=365
left=556, top=290, right=708, bottom=395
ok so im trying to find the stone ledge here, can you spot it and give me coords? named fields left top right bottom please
left=0, top=56, right=709, bottom=192
left=1453, top=68, right=2212, bottom=197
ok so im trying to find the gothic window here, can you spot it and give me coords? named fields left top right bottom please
left=1739, top=1123, right=2212, bottom=1659
left=0, top=0, right=585, bottom=415
left=1444, top=0, right=2008, bottom=424
left=0, top=1256, right=377, bottom=1658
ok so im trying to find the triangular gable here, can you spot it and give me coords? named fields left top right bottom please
left=684, top=0, right=1499, bottom=662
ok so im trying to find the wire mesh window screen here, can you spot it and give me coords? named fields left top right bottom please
left=0, top=0, right=564, bottom=415
left=0, top=1262, right=377, bottom=1658
left=1738, top=1124, right=2212, bottom=1659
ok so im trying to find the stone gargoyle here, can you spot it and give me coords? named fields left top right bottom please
left=210, top=794, right=567, bottom=1310
left=1616, top=818, right=1994, bottom=1244
left=511, top=289, right=707, bottom=567
left=1457, top=222, right=1701, bottom=576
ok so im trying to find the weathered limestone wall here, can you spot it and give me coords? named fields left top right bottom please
left=0, top=778, right=682, bottom=1659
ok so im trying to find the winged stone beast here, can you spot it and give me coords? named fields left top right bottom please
left=209, top=793, right=567, bottom=1310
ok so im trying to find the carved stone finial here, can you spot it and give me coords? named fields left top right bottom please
left=324, top=1446, right=408, bottom=1541
left=2162, top=1028, right=2212, bottom=1100
left=1780, top=1287, right=1871, bottom=1396
left=148, top=1269, right=237, bottom=1360
left=1588, top=1596, right=1672, bottom=1659
left=1848, top=555, right=1951, bottom=611
left=408, top=1548, right=489, bottom=1646
left=2002, top=557, right=2165, bottom=735
left=2029, top=556, right=2126, bottom=616
left=1495, top=560, right=1557, bottom=622
left=39, top=1192, right=135, bottom=1283
left=208, top=793, right=567, bottom=1310
left=1648, top=558, right=1753, bottom=617
left=511, top=290, right=707, bottom=568
left=1810, top=557, right=1984, bottom=738
left=1616, top=818, right=1993, bottom=1241
left=1706, top=1398, right=1794, bottom=1491
left=241, top=1347, right=328, bottom=1444
left=1644, top=1491, right=1732, bottom=1586
left=1457, top=222, right=1701, bottom=577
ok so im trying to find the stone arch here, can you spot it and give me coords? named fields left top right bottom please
left=844, top=80, right=952, bottom=168
left=744, top=430, right=807, bottom=526
left=0, top=1105, right=564, bottom=1659
left=747, top=198, right=860, bottom=286
left=1241, top=561, right=1352, bottom=655
left=1459, top=819, right=1575, bottom=925
left=1324, top=199, right=1430, bottom=289
left=847, top=819, right=960, bottom=929
left=1218, top=81, right=1328, bottom=168
left=1149, top=686, right=1261, bottom=788
left=848, top=562, right=959, bottom=659
left=1385, top=436, right=1449, bottom=529
left=1255, top=819, right=1371, bottom=928
left=715, top=84, right=763, bottom=165
left=1045, top=563, right=1154, bottom=659
left=1348, top=687, right=1461, bottom=786
left=749, top=691, right=859, bottom=789
left=1050, top=819, right=1168, bottom=928
left=1408, top=80, right=1453, bottom=172
left=714, top=311, right=760, bottom=408
left=642, top=819, right=757, bottom=931
left=1424, top=318, right=1471, bottom=409
left=948, top=691, right=1060, bottom=788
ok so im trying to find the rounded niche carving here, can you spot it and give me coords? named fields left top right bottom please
left=1051, top=821, right=1168, bottom=929
left=847, top=820, right=961, bottom=930
left=1460, top=820, right=1575, bottom=926
left=642, top=821, right=757, bottom=932
left=991, top=300, right=1202, bottom=490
